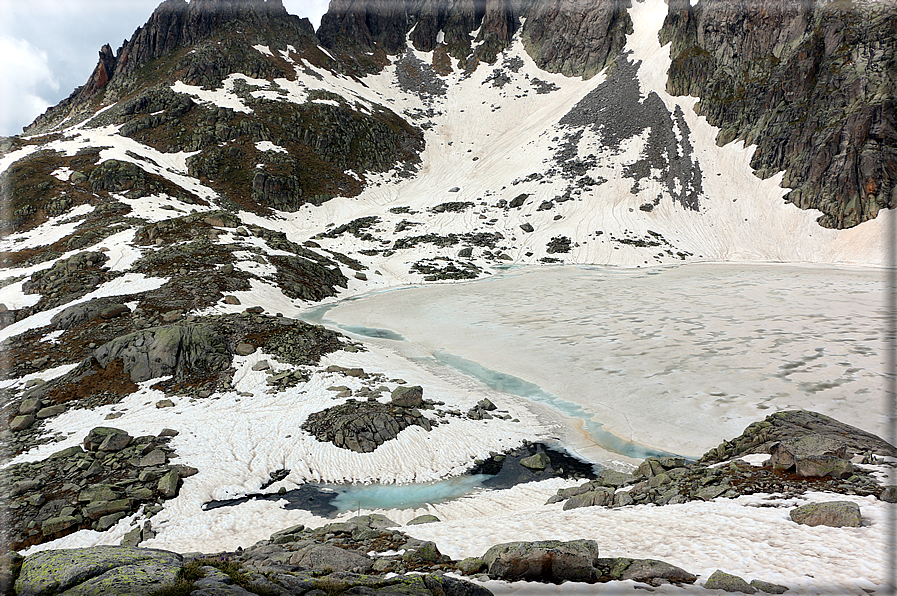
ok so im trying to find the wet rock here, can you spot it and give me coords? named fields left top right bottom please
left=789, top=501, right=862, bottom=528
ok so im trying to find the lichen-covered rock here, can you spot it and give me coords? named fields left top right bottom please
left=14, top=546, right=182, bottom=596
left=302, top=399, right=432, bottom=453
left=391, top=385, right=424, bottom=408
left=704, top=569, right=757, bottom=593
left=789, top=501, right=862, bottom=527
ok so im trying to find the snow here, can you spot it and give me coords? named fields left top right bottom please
left=254, top=141, right=288, bottom=153
left=0, top=204, right=94, bottom=251
left=115, top=193, right=211, bottom=223
left=0, top=273, right=167, bottom=343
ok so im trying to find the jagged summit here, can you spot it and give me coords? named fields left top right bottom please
left=318, top=0, right=631, bottom=77
left=26, top=0, right=317, bottom=134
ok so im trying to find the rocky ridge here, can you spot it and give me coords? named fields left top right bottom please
left=661, top=0, right=896, bottom=228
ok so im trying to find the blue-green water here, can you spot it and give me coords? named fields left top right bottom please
left=429, top=351, right=676, bottom=459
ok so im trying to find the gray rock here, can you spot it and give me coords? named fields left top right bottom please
left=15, top=546, right=182, bottom=596
left=563, top=489, right=613, bottom=510
left=456, top=557, right=485, bottom=575
left=595, top=469, right=633, bottom=488
left=406, top=514, right=440, bottom=526
left=35, top=405, right=65, bottom=419
left=880, top=486, right=897, bottom=503
left=769, top=434, right=850, bottom=478
left=93, top=323, right=230, bottom=383
left=139, top=449, right=167, bottom=467
left=704, top=569, right=757, bottom=593
left=157, top=469, right=181, bottom=498
left=789, top=501, right=862, bottom=527
left=83, top=427, right=132, bottom=452
left=482, top=539, right=600, bottom=583
left=18, top=397, right=43, bottom=415
left=235, top=342, right=256, bottom=356
left=750, top=579, right=789, bottom=593
left=10, top=414, right=35, bottom=431
left=519, top=452, right=550, bottom=470
left=604, top=558, right=697, bottom=585
left=287, top=544, right=373, bottom=573
left=391, top=385, right=423, bottom=407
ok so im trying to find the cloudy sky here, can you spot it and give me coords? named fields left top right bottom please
left=0, top=0, right=331, bottom=137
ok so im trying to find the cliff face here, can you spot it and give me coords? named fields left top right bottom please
left=318, top=0, right=631, bottom=77
left=661, top=0, right=897, bottom=228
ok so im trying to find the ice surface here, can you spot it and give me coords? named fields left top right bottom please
left=322, top=263, right=885, bottom=459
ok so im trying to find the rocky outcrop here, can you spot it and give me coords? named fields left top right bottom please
left=93, top=323, right=231, bottom=383
left=302, top=398, right=433, bottom=453
left=548, top=411, right=890, bottom=511
left=0, top=428, right=192, bottom=552
left=520, top=0, right=632, bottom=78
left=319, top=0, right=631, bottom=76
left=699, top=410, right=897, bottom=465
left=14, top=546, right=183, bottom=596
left=661, top=0, right=897, bottom=228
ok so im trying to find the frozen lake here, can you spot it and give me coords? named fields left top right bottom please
left=319, top=263, right=886, bottom=461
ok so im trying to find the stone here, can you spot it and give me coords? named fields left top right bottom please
left=10, top=414, right=35, bottom=431
left=85, top=499, right=133, bottom=520
left=769, top=434, right=850, bottom=477
left=98, top=431, right=133, bottom=452
left=138, top=449, right=167, bottom=467
left=596, top=469, right=633, bottom=487
left=519, top=452, right=550, bottom=470
left=100, top=304, right=130, bottom=319
left=457, top=557, right=486, bottom=575
left=14, top=546, right=182, bottom=596
left=563, top=489, right=613, bottom=510
left=41, top=516, right=81, bottom=535
left=155, top=399, right=175, bottom=408
left=406, top=514, right=440, bottom=525
left=603, top=558, right=697, bottom=585
left=18, top=397, right=43, bottom=415
left=224, top=295, right=241, bottom=305
left=750, top=579, right=789, bottom=593
left=704, top=569, right=757, bottom=593
left=96, top=513, right=128, bottom=532
left=235, top=342, right=256, bottom=356
left=121, top=527, right=143, bottom=547
left=157, top=469, right=180, bottom=498
left=519, top=222, right=534, bottom=233
left=391, top=385, right=423, bottom=407
left=251, top=360, right=270, bottom=371
left=35, top=405, right=65, bottom=419
left=288, top=544, right=373, bottom=573
left=789, top=501, right=862, bottom=527
left=84, top=427, right=132, bottom=452
left=482, top=539, right=600, bottom=583
left=879, top=486, right=897, bottom=503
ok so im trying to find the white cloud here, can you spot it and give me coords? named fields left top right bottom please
left=0, top=35, right=59, bottom=136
